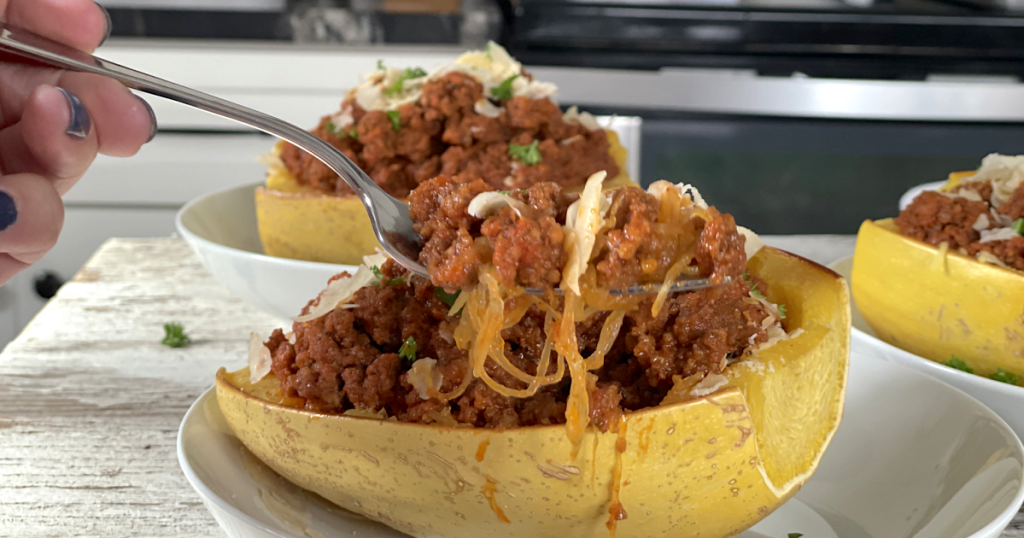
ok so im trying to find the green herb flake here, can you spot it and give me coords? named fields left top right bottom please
left=376, top=59, right=385, bottom=70
left=485, top=42, right=493, bottom=61
left=741, top=272, right=766, bottom=299
left=942, top=355, right=974, bottom=374
left=508, top=140, right=542, bottom=165
left=489, top=74, right=520, bottom=101
left=496, top=190, right=511, bottom=195
left=384, top=67, right=427, bottom=97
left=990, top=368, right=1019, bottom=385
left=1012, top=218, right=1024, bottom=236
left=434, top=287, right=461, bottom=307
left=348, top=129, right=359, bottom=140
left=370, top=265, right=404, bottom=287
left=161, top=322, right=190, bottom=348
left=325, top=120, right=338, bottom=134
left=398, top=336, right=417, bottom=362
left=777, top=304, right=787, bottom=319
left=788, top=534, right=803, bottom=538
left=386, top=110, right=402, bottom=131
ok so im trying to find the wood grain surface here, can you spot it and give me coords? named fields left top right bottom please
left=0, top=237, right=1020, bottom=538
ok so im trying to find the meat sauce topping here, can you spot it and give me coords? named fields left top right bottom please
left=896, top=154, right=1024, bottom=271
left=266, top=177, right=786, bottom=431
left=277, top=44, right=619, bottom=198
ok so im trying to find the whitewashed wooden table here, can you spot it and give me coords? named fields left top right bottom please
left=0, top=236, right=1020, bottom=538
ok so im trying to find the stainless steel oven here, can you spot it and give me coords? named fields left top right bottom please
left=509, top=0, right=1024, bottom=234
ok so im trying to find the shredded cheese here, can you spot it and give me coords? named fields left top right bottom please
left=473, top=99, right=502, bottom=118
left=965, top=153, right=1024, bottom=208
left=976, top=251, right=1011, bottom=268
left=938, top=189, right=983, bottom=202
left=690, top=374, right=729, bottom=397
left=467, top=192, right=528, bottom=219
left=979, top=227, right=1019, bottom=244
left=294, top=251, right=389, bottom=323
left=561, top=171, right=610, bottom=295
left=563, top=106, right=601, bottom=131
left=248, top=332, right=273, bottom=384
left=346, top=42, right=562, bottom=117
left=407, top=358, right=444, bottom=400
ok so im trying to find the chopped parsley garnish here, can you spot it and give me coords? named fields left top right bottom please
left=376, top=59, right=385, bottom=70
left=788, top=534, right=803, bottom=538
left=434, top=287, right=461, bottom=307
left=161, top=323, right=190, bottom=348
left=508, top=140, right=542, bottom=165
left=942, top=355, right=973, bottom=374
left=496, top=190, right=511, bottom=195
left=386, top=110, right=402, bottom=131
left=990, top=368, right=1019, bottom=385
left=485, top=42, right=493, bottom=61
left=489, top=74, right=520, bottom=101
left=1012, top=218, right=1024, bottom=236
left=398, top=336, right=417, bottom=362
left=777, top=304, right=787, bottom=319
left=325, top=120, right=338, bottom=134
left=384, top=67, right=427, bottom=96
left=348, top=129, right=359, bottom=140
left=741, top=272, right=766, bottom=299
left=370, top=265, right=404, bottom=287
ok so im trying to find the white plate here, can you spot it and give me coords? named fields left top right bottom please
left=831, top=255, right=1024, bottom=441
left=179, top=350, right=1024, bottom=538
left=899, top=180, right=948, bottom=211
left=175, top=182, right=352, bottom=321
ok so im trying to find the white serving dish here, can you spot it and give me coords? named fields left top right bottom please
left=831, top=255, right=1024, bottom=440
left=178, top=349, right=1024, bottom=538
left=176, top=182, right=350, bottom=322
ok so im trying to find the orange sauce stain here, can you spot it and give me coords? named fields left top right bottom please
left=607, top=416, right=629, bottom=537
left=637, top=419, right=655, bottom=460
left=482, top=477, right=511, bottom=524
left=475, top=438, right=491, bottom=462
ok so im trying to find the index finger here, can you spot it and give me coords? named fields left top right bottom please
left=3, top=0, right=109, bottom=53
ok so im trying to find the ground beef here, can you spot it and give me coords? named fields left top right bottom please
left=593, top=187, right=746, bottom=289
left=410, top=175, right=574, bottom=291
left=269, top=181, right=772, bottom=431
left=278, top=72, right=620, bottom=198
left=896, top=180, right=1024, bottom=269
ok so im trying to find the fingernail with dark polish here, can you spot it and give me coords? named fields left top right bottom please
left=96, top=2, right=113, bottom=47
left=57, top=88, right=92, bottom=140
left=136, top=95, right=158, bottom=143
left=0, top=191, right=17, bottom=233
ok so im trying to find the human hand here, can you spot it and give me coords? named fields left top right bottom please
left=0, top=0, right=156, bottom=284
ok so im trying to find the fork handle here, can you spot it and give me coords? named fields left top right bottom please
left=0, top=22, right=373, bottom=202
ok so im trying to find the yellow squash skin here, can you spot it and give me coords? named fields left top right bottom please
left=255, top=131, right=634, bottom=265
left=852, top=218, right=1024, bottom=378
left=216, top=248, right=849, bottom=538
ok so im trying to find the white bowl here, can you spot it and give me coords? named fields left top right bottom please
left=899, top=180, right=947, bottom=211
left=178, top=348, right=1024, bottom=538
left=831, top=255, right=1024, bottom=440
left=176, top=182, right=352, bottom=321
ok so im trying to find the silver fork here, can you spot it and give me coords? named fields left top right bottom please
left=0, top=22, right=722, bottom=296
